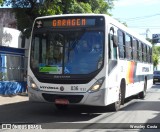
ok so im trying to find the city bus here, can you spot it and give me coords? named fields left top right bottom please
left=27, top=14, right=153, bottom=111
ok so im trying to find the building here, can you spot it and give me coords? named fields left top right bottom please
left=0, top=8, right=17, bottom=28
left=0, top=9, right=27, bottom=95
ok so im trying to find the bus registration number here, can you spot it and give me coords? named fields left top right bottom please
left=55, top=99, right=69, bottom=105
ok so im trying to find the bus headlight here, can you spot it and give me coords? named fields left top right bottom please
left=88, top=77, right=105, bottom=93
left=28, top=77, right=39, bottom=91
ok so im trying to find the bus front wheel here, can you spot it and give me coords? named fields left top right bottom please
left=108, top=88, right=122, bottom=111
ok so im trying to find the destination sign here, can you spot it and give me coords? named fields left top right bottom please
left=34, top=17, right=104, bottom=28
left=52, top=19, right=87, bottom=27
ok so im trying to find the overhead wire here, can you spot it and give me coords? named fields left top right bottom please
left=115, top=13, right=160, bottom=21
left=114, top=13, right=160, bottom=29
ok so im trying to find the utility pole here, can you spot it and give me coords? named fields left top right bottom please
left=146, top=28, right=150, bottom=39
left=140, top=28, right=151, bottom=39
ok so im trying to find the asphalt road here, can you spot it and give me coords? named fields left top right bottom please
left=0, top=84, right=160, bottom=132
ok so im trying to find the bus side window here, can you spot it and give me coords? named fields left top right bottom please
left=145, top=45, right=147, bottom=63
left=137, top=41, right=140, bottom=61
left=132, top=38, right=137, bottom=61
left=138, top=42, right=142, bottom=62
left=140, top=42, right=143, bottom=62
left=109, top=28, right=117, bottom=60
left=146, top=46, right=149, bottom=63
left=125, top=34, right=132, bottom=60
left=142, top=43, right=146, bottom=62
left=118, top=30, right=125, bottom=59
left=150, top=47, right=152, bottom=63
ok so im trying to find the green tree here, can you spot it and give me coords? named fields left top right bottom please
left=88, top=0, right=113, bottom=14
left=152, top=46, right=160, bottom=69
left=0, top=0, right=3, bottom=5
left=145, top=36, right=159, bottom=70
left=38, top=0, right=114, bottom=15
left=1, top=0, right=115, bottom=36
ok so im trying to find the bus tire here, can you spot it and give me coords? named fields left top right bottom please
left=108, top=87, right=122, bottom=111
left=138, top=80, right=147, bottom=99
left=120, top=80, right=126, bottom=105
left=55, top=104, right=68, bottom=110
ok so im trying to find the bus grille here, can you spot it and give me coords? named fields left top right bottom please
left=37, top=78, right=91, bottom=84
left=42, top=93, right=84, bottom=103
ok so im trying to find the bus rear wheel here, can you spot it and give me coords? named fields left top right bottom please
left=138, top=80, right=147, bottom=99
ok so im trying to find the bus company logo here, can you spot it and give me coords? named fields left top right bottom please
left=40, top=86, right=59, bottom=90
left=60, top=86, right=64, bottom=91
left=142, top=67, right=149, bottom=72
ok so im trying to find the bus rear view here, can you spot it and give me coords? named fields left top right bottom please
left=27, top=14, right=109, bottom=110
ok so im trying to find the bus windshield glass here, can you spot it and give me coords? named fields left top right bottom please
left=30, top=17, right=104, bottom=75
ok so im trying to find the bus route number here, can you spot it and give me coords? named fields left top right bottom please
left=71, top=86, right=78, bottom=91
left=80, top=88, right=87, bottom=92
left=71, top=86, right=86, bottom=91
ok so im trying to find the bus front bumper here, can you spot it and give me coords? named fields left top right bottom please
left=28, top=88, right=107, bottom=106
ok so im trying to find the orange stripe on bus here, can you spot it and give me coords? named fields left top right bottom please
left=126, top=61, right=135, bottom=84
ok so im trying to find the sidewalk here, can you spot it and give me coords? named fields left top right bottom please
left=0, top=94, right=28, bottom=105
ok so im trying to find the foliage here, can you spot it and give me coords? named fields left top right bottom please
left=0, top=0, right=3, bottom=5
left=38, top=0, right=113, bottom=15
left=13, top=8, right=33, bottom=38
left=146, top=38, right=152, bottom=43
left=145, top=37, right=159, bottom=69
left=152, top=46, right=160, bottom=68
left=88, top=0, right=113, bottom=14
left=0, top=0, right=115, bottom=35
left=153, top=54, right=159, bottom=68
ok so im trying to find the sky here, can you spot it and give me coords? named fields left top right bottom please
left=1, top=0, right=160, bottom=40
left=111, top=0, right=160, bottom=39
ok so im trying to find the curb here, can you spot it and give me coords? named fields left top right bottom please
left=0, top=94, right=28, bottom=105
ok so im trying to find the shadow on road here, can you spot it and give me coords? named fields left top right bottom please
left=121, top=101, right=160, bottom=112
left=0, top=85, right=159, bottom=125
left=120, top=87, right=160, bottom=112
left=0, top=101, right=114, bottom=124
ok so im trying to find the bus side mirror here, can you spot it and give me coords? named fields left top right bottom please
left=113, top=35, right=118, bottom=47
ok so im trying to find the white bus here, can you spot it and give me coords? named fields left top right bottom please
left=27, top=14, right=153, bottom=111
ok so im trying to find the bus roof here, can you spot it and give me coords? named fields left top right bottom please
left=34, top=14, right=152, bottom=47
left=105, top=14, right=152, bottom=47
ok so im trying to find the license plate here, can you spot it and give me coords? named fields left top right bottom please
left=55, top=99, right=69, bottom=105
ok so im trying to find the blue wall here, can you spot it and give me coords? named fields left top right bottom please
left=0, top=46, right=26, bottom=95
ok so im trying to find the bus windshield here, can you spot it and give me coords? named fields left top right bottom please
left=31, top=29, right=104, bottom=75
left=31, top=30, right=104, bottom=74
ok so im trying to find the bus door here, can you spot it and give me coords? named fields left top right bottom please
left=108, top=26, right=118, bottom=88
